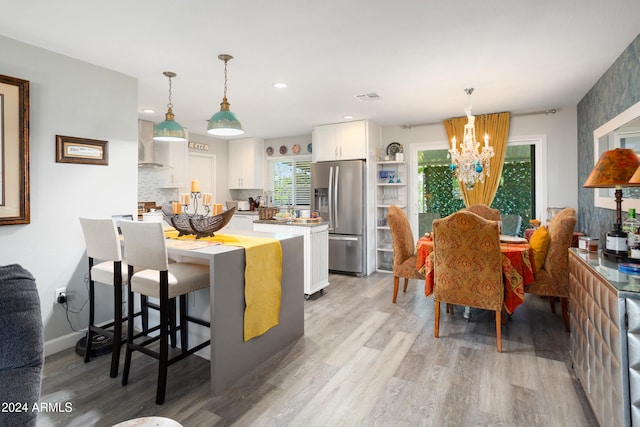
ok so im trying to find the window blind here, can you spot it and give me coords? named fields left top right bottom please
left=267, top=156, right=311, bottom=206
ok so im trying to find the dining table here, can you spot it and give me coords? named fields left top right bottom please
left=415, top=235, right=535, bottom=314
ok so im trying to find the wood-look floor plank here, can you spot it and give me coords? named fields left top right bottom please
left=329, top=331, right=416, bottom=423
left=288, top=346, right=380, bottom=426
left=37, top=272, right=599, bottom=426
left=324, top=310, right=390, bottom=367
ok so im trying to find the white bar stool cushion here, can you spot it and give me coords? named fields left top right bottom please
left=132, top=263, right=209, bottom=299
left=91, top=260, right=130, bottom=286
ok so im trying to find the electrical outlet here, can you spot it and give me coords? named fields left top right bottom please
left=54, top=287, right=67, bottom=304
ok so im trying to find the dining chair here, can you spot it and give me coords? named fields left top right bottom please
left=432, top=211, right=504, bottom=352
left=79, top=217, right=139, bottom=378
left=386, top=205, right=425, bottom=303
left=119, top=220, right=211, bottom=405
left=463, top=204, right=501, bottom=221
left=500, top=214, right=523, bottom=236
left=525, top=207, right=576, bottom=331
left=419, top=211, right=441, bottom=233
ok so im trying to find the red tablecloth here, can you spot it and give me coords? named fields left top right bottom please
left=416, top=236, right=535, bottom=314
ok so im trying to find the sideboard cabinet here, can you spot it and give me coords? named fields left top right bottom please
left=568, top=249, right=640, bottom=427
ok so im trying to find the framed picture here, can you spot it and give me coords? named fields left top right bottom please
left=0, top=74, right=30, bottom=225
left=56, top=135, right=108, bottom=165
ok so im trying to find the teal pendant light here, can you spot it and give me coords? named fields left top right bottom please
left=154, top=71, right=186, bottom=142
left=207, top=54, right=244, bottom=137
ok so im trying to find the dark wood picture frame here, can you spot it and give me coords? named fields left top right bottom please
left=0, top=74, right=30, bottom=225
left=56, top=135, right=108, bottom=165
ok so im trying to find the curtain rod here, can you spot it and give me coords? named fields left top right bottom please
left=401, top=108, right=558, bottom=129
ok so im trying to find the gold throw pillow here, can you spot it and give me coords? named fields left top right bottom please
left=529, top=225, right=551, bottom=272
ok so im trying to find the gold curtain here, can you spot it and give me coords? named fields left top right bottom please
left=442, top=112, right=510, bottom=207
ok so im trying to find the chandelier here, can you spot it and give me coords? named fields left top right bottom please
left=448, top=88, right=494, bottom=190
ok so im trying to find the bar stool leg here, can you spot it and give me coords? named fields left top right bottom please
left=84, top=271, right=96, bottom=364
left=156, top=274, right=170, bottom=405
left=110, top=264, right=123, bottom=378
left=180, top=295, right=188, bottom=351
left=121, top=267, right=135, bottom=387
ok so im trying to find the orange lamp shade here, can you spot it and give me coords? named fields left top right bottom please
left=584, top=148, right=640, bottom=188
left=629, top=165, right=640, bottom=184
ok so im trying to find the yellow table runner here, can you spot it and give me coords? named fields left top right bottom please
left=164, top=230, right=283, bottom=341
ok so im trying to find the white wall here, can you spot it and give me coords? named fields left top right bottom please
left=380, top=106, right=579, bottom=213
left=0, top=36, right=138, bottom=355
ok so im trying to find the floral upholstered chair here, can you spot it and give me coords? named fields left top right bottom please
left=525, top=207, right=576, bottom=331
left=463, top=204, right=501, bottom=221
left=386, top=205, right=425, bottom=303
left=432, top=211, right=504, bottom=352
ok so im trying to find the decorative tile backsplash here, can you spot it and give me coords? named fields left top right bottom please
left=138, top=165, right=179, bottom=204
left=577, top=34, right=640, bottom=241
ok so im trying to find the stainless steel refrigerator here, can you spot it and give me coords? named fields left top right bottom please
left=311, top=160, right=366, bottom=275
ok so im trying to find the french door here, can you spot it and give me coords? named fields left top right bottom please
left=409, top=136, right=547, bottom=237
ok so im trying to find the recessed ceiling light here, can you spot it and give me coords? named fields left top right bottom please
left=343, top=115, right=354, bottom=120
left=273, top=82, right=287, bottom=89
left=143, top=109, right=155, bottom=114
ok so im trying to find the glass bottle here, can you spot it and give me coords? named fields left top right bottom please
left=623, top=208, right=640, bottom=258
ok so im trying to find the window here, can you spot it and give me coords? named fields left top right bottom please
left=267, top=156, right=311, bottom=206
left=415, top=143, right=537, bottom=236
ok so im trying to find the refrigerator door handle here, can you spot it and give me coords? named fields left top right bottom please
left=328, top=235, right=359, bottom=241
left=334, top=166, right=339, bottom=229
left=328, top=166, right=334, bottom=230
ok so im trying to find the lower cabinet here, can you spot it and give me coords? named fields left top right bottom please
left=225, top=213, right=259, bottom=231
left=568, top=249, right=640, bottom=427
left=253, top=222, right=329, bottom=298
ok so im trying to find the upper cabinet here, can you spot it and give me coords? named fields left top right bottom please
left=312, top=120, right=378, bottom=162
left=227, top=137, right=264, bottom=189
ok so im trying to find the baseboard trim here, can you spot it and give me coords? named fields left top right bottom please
left=44, top=331, right=85, bottom=357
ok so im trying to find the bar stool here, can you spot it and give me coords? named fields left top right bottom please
left=119, top=220, right=211, bottom=404
left=79, top=217, right=135, bottom=378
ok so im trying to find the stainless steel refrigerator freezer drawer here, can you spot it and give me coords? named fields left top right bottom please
left=328, top=235, right=363, bottom=274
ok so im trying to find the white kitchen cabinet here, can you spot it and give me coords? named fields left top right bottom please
left=224, top=213, right=259, bottom=231
left=312, top=120, right=376, bottom=162
left=155, top=137, right=188, bottom=188
left=375, top=160, right=407, bottom=273
left=253, top=221, right=329, bottom=299
left=227, top=137, right=264, bottom=189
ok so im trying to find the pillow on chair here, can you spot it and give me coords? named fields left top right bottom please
left=529, top=226, right=551, bottom=272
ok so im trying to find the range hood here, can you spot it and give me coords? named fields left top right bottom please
left=138, top=119, right=166, bottom=167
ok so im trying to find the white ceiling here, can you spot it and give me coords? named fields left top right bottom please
left=1, top=0, right=639, bottom=140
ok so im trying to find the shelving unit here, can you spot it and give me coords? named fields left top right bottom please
left=375, top=160, right=407, bottom=273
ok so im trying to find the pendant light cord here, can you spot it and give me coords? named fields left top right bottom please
left=223, top=58, right=228, bottom=99
left=167, top=75, right=174, bottom=110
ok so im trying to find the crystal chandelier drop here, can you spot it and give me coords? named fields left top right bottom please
left=448, top=88, right=495, bottom=190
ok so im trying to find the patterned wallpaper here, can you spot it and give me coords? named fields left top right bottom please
left=577, top=33, right=640, bottom=241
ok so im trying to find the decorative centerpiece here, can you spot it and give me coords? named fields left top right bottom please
left=163, top=180, right=235, bottom=239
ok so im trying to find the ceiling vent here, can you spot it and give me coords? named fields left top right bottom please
left=355, top=93, right=382, bottom=102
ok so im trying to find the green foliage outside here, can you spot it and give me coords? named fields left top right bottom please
left=418, top=152, right=534, bottom=237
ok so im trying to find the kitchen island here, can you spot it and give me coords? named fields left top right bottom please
left=253, top=220, right=329, bottom=299
left=165, top=229, right=304, bottom=393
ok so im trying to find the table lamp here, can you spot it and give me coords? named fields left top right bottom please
left=584, top=148, right=640, bottom=257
